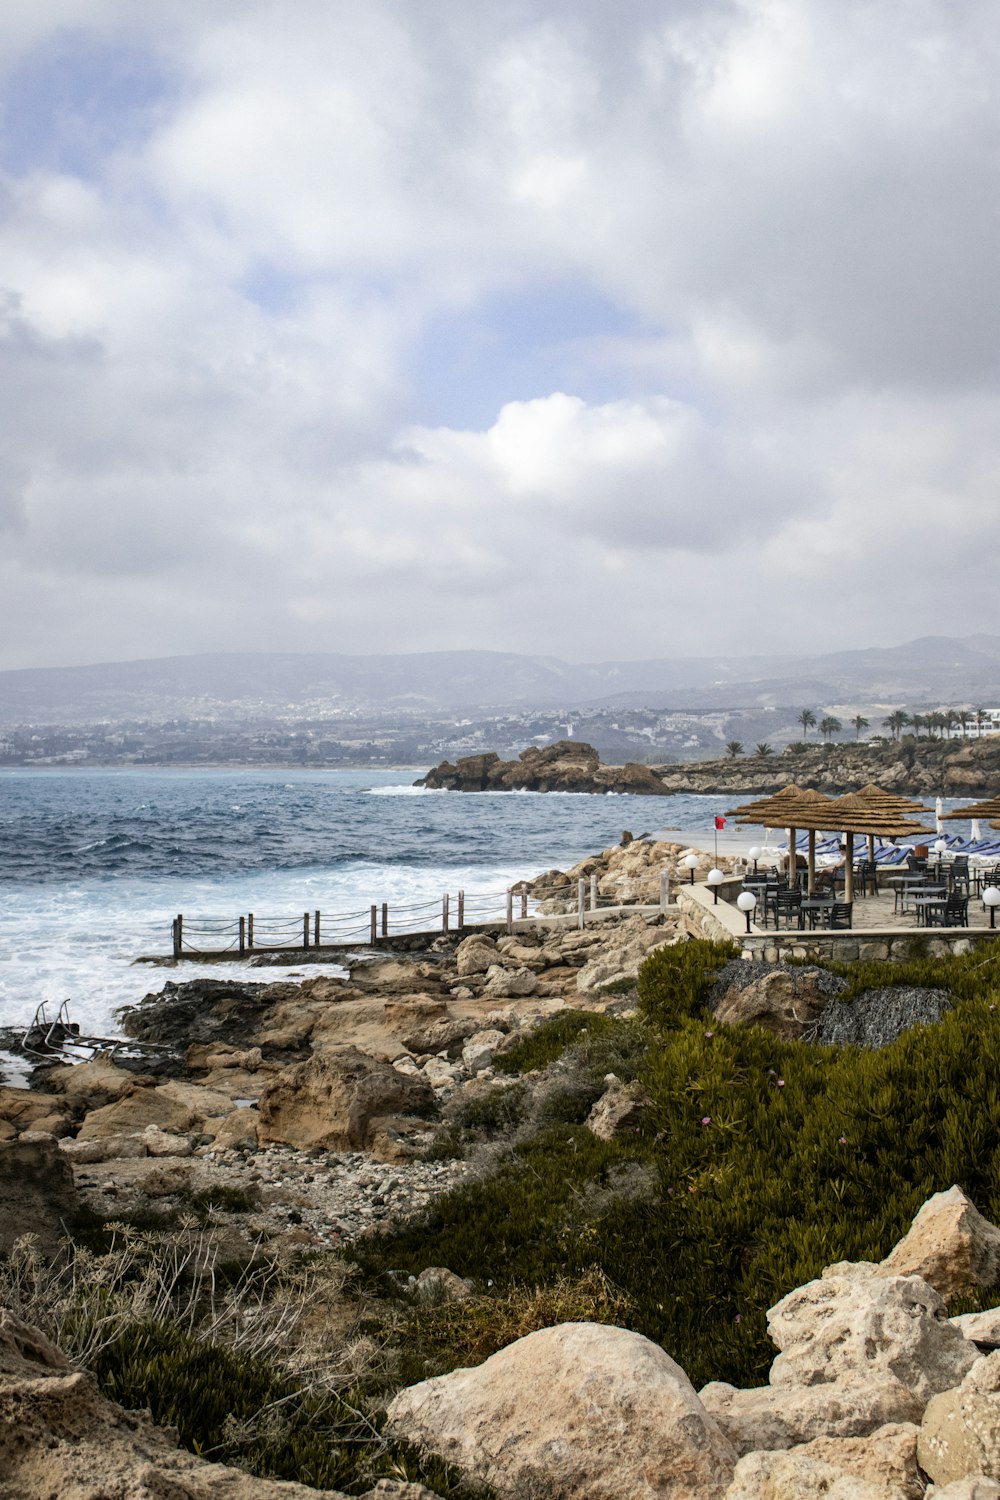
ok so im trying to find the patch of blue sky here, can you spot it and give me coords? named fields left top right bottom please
left=238, top=262, right=305, bottom=316
left=408, top=281, right=654, bottom=427
left=0, top=29, right=175, bottom=180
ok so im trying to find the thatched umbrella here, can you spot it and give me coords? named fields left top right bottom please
left=845, top=785, right=930, bottom=867
left=941, top=795, right=1000, bottom=824
left=798, top=795, right=936, bottom=902
left=729, top=786, right=836, bottom=895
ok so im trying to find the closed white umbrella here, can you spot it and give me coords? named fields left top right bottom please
left=935, top=797, right=944, bottom=834
left=972, top=818, right=983, bottom=842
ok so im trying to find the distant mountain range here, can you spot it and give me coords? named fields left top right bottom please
left=2, top=636, right=1000, bottom=724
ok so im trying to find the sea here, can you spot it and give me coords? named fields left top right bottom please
left=0, top=767, right=741, bottom=1041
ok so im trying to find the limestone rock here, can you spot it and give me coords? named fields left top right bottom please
left=701, top=1377, right=917, bottom=1457
left=410, top=1267, right=475, bottom=1303
left=77, top=1079, right=235, bottom=1140
left=455, top=936, right=501, bottom=976
left=952, top=1307, right=1000, bottom=1346
left=919, top=1350, right=1000, bottom=1487
left=42, top=1058, right=141, bottom=1105
left=575, top=914, right=676, bottom=993
left=0, top=1308, right=351, bottom=1499
left=586, top=1075, right=649, bottom=1140
left=712, top=967, right=835, bottom=1040
left=202, top=1107, right=259, bottom=1151
left=482, top=965, right=537, bottom=998
left=0, top=1085, right=73, bottom=1138
left=0, top=1138, right=79, bottom=1252
left=59, top=1132, right=150, bottom=1163
left=461, top=1030, right=505, bottom=1074
left=703, top=1267, right=980, bottom=1454
left=722, top=1422, right=923, bottom=1499
left=926, top=1482, right=1000, bottom=1498
left=386, top=1320, right=736, bottom=1499
left=880, top=1187, right=1000, bottom=1300
left=257, top=1047, right=435, bottom=1150
left=768, top=1266, right=979, bottom=1402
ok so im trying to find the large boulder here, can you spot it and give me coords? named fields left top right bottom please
left=711, top=967, right=840, bottom=1040
left=919, top=1351, right=1000, bottom=1488
left=0, top=1084, right=74, bottom=1139
left=0, top=1138, right=79, bottom=1252
left=880, top=1187, right=1000, bottom=1300
left=76, top=1079, right=236, bottom=1140
left=455, top=936, right=501, bottom=977
left=722, top=1421, right=923, bottom=1499
left=386, top=1320, right=736, bottom=1499
left=257, top=1047, right=435, bottom=1150
left=703, top=1266, right=979, bottom=1453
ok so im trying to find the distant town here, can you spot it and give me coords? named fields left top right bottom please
left=3, top=702, right=997, bottom=769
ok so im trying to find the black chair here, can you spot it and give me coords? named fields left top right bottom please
left=774, top=890, right=803, bottom=929
left=906, top=853, right=928, bottom=874
left=942, top=893, right=969, bottom=926
left=949, top=857, right=970, bottom=895
left=827, top=901, right=853, bottom=930
left=855, top=860, right=878, bottom=897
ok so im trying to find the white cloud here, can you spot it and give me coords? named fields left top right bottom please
left=0, top=1, right=999, bottom=669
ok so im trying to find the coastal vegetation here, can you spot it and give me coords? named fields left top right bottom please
left=354, top=940, right=1000, bottom=1393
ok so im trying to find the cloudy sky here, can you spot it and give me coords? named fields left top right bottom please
left=1, top=0, right=998, bottom=670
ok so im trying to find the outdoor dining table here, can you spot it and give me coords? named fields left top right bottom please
left=913, top=894, right=949, bottom=925
left=886, top=877, right=945, bottom=914
left=799, top=896, right=835, bottom=930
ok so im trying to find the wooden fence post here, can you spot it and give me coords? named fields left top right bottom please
left=314, top=910, right=320, bottom=946
left=303, top=913, right=310, bottom=949
left=381, top=902, right=388, bottom=937
left=457, top=891, right=464, bottom=931
left=520, top=889, right=528, bottom=919
left=590, top=874, right=597, bottom=911
left=239, top=916, right=246, bottom=956
left=443, top=893, right=450, bottom=933
left=172, top=916, right=182, bottom=959
left=370, top=905, right=378, bottom=943
left=506, top=889, right=513, bottom=934
left=660, top=871, right=670, bottom=911
left=577, top=879, right=586, bottom=929
left=248, top=913, right=254, bottom=950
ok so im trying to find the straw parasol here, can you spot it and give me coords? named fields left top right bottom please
left=732, top=786, right=934, bottom=900
left=842, top=784, right=931, bottom=866
left=941, top=795, right=1000, bottom=822
left=729, top=786, right=836, bottom=895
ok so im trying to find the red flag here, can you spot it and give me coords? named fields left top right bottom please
left=715, top=815, right=726, bottom=830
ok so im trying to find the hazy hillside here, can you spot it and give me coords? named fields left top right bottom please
left=3, top=635, right=1000, bottom=724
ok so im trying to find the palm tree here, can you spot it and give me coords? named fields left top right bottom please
left=974, top=706, right=987, bottom=737
left=726, top=740, right=744, bottom=759
left=819, top=716, right=841, bottom=742
left=798, top=708, right=817, bottom=737
left=852, top=714, right=869, bottom=739
left=882, top=710, right=911, bottom=741
left=910, top=713, right=925, bottom=737
left=755, top=742, right=774, bottom=758
left=944, top=710, right=961, bottom=739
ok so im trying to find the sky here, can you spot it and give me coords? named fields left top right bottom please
left=1, top=0, right=999, bottom=671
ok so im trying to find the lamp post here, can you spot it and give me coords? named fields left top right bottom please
left=707, top=868, right=724, bottom=904
left=748, top=845, right=761, bottom=873
left=984, top=886, right=1000, bottom=929
left=736, top=890, right=757, bottom=933
left=683, top=853, right=699, bottom=885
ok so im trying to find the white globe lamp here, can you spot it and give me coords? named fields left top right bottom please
left=984, top=886, right=1000, bottom=929
left=707, top=868, right=725, bottom=904
left=736, top=890, right=757, bottom=932
left=683, top=853, right=699, bottom=884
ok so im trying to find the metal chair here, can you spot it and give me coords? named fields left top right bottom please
left=827, top=901, right=853, bottom=930
left=774, top=890, right=803, bottom=929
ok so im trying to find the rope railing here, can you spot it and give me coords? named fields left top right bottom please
left=168, top=877, right=661, bottom=958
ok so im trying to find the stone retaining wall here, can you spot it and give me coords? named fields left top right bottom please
left=742, top=929, right=995, bottom=964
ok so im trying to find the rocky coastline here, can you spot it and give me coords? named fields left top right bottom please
left=6, top=831, right=1000, bottom=1496
left=419, top=733, right=1000, bottom=798
left=415, top=739, right=670, bottom=794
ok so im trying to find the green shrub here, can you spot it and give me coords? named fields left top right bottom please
left=453, top=1083, right=528, bottom=1133
left=90, top=1317, right=489, bottom=1496
left=355, top=941, right=1000, bottom=1391
left=495, top=1010, right=618, bottom=1074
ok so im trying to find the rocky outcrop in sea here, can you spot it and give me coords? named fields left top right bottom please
left=416, top=739, right=670, bottom=794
